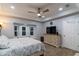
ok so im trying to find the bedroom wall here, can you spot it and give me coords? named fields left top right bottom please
left=43, top=13, right=79, bottom=51
left=0, top=16, right=43, bottom=40
left=42, top=7, right=79, bottom=35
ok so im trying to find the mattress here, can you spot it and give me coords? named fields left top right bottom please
left=0, top=37, right=45, bottom=56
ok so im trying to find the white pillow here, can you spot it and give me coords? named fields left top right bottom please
left=0, top=39, right=9, bottom=49
left=0, top=35, right=9, bottom=40
left=0, top=35, right=9, bottom=49
left=18, top=36, right=30, bottom=39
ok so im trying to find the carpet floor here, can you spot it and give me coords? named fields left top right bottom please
left=44, top=44, right=78, bottom=56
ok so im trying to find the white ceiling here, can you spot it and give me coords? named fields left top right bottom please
left=26, top=3, right=50, bottom=8
left=0, top=3, right=78, bottom=21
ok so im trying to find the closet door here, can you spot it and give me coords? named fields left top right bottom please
left=74, top=20, right=79, bottom=51
left=62, top=20, right=76, bottom=49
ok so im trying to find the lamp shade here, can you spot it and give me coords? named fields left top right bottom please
left=0, top=24, right=2, bottom=29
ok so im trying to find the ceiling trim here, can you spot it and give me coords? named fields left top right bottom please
left=42, top=11, right=79, bottom=23
left=0, top=14, right=42, bottom=23
left=1, top=11, right=79, bottom=23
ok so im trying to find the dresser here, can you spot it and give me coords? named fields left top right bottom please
left=44, top=34, right=61, bottom=47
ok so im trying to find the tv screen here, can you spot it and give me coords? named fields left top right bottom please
left=46, top=26, right=56, bottom=34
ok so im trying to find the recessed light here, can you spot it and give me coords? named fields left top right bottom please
left=58, top=8, right=63, bottom=11
left=10, top=6, right=15, bottom=9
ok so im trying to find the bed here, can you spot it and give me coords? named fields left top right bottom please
left=0, top=35, right=45, bottom=56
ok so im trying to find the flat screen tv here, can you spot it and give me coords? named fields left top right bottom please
left=46, top=26, right=56, bottom=34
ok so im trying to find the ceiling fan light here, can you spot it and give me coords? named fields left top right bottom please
left=37, top=13, right=41, bottom=16
left=58, top=8, right=63, bottom=11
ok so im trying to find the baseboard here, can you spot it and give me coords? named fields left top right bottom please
left=61, top=46, right=79, bottom=53
left=45, top=43, right=79, bottom=53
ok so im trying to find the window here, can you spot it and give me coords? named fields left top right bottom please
left=30, top=27, right=34, bottom=35
left=22, top=27, right=26, bottom=36
left=14, top=26, right=18, bottom=36
left=14, top=23, right=36, bottom=37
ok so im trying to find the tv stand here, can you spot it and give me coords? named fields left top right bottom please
left=44, top=34, right=61, bottom=47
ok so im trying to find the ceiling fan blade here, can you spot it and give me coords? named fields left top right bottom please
left=43, top=9, right=49, bottom=13
left=28, top=11, right=36, bottom=13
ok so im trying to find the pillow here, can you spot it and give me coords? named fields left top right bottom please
left=0, top=35, right=9, bottom=40
left=0, top=39, right=9, bottom=49
left=18, top=36, right=30, bottom=39
left=0, top=44, right=9, bottom=49
left=0, top=35, right=9, bottom=49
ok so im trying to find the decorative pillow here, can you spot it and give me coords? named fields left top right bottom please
left=0, top=35, right=9, bottom=49
left=18, top=36, right=30, bottom=39
left=0, top=44, right=9, bottom=49
left=0, top=35, right=9, bottom=40
left=0, top=39, right=9, bottom=49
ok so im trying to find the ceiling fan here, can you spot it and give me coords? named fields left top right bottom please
left=28, top=8, right=49, bottom=18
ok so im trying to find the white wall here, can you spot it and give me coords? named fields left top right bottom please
left=0, top=16, right=43, bottom=40
left=42, top=8, right=79, bottom=35
left=43, top=14, right=79, bottom=51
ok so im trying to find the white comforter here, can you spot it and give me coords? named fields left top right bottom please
left=0, top=37, right=45, bottom=56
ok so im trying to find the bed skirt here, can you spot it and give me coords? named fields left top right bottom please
left=31, top=51, right=44, bottom=56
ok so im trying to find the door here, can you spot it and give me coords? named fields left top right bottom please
left=62, top=20, right=77, bottom=49
left=74, top=20, right=79, bottom=51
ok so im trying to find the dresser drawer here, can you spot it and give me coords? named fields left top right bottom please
left=44, top=34, right=61, bottom=47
